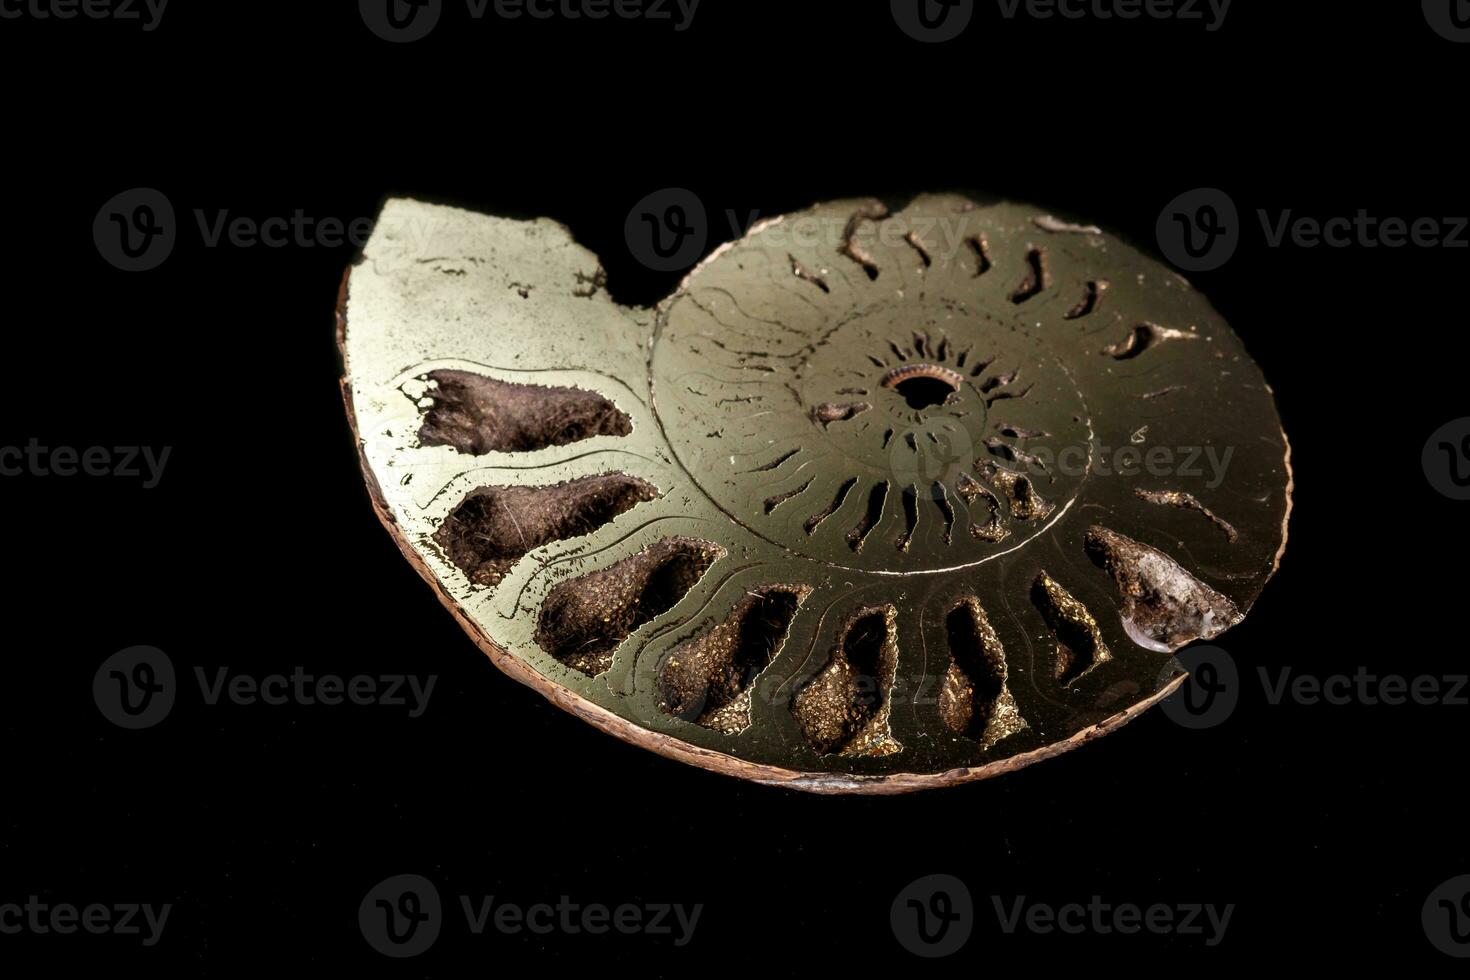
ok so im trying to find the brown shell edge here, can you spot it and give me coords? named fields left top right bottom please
left=333, top=265, right=1278, bottom=796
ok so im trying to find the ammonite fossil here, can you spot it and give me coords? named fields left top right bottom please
left=337, top=193, right=1291, bottom=793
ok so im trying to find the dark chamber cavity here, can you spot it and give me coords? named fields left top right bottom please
left=433, top=473, right=659, bottom=587
left=417, top=369, right=631, bottom=455
left=535, top=537, right=724, bottom=676
left=657, top=587, right=806, bottom=734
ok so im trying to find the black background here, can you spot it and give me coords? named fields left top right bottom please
left=3, top=0, right=1467, bottom=971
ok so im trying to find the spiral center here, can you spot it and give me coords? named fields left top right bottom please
left=881, top=363, right=963, bottom=410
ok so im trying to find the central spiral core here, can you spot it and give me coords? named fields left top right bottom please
left=653, top=292, right=1094, bottom=573
left=880, top=363, right=965, bottom=411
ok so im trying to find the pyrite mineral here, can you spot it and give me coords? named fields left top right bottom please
left=338, top=194, right=1291, bottom=793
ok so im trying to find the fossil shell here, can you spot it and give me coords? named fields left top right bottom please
left=337, top=193, right=1291, bottom=794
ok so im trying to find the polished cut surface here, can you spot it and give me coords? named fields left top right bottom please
left=338, top=194, right=1291, bottom=793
